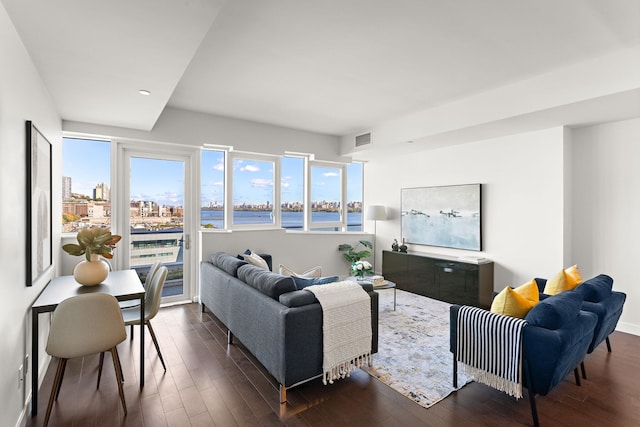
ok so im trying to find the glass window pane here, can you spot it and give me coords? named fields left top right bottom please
left=62, top=137, right=111, bottom=233
left=310, top=165, right=342, bottom=224
left=233, top=158, right=275, bottom=225
left=281, top=156, right=304, bottom=229
left=201, top=150, right=225, bottom=229
left=347, top=162, right=363, bottom=231
left=130, top=157, right=185, bottom=297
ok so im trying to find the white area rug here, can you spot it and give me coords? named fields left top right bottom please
left=366, top=288, right=472, bottom=408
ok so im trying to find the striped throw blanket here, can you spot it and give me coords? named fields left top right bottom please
left=456, top=306, right=527, bottom=398
left=305, top=280, right=372, bottom=385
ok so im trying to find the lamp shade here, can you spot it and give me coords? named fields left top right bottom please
left=366, top=205, right=387, bottom=221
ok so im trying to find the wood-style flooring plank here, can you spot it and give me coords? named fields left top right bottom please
left=26, top=302, right=640, bottom=427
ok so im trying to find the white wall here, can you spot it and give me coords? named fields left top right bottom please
left=363, top=127, right=569, bottom=289
left=64, top=106, right=345, bottom=161
left=572, top=118, right=640, bottom=335
left=0, top=4, right=62, bottom=427
left=200, top=230, right=373, bottom=278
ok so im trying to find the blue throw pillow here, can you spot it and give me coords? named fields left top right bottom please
left=524, top=291, right=582, bottom=330
left=292, top=275, right=339, bottom=290
left=574, top=274, right=613, bottom=303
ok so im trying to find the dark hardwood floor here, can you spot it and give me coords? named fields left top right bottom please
left=27, top=302, right=640, bottom=427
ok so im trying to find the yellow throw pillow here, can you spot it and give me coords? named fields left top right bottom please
left=491, top=284, right=538, bottom=319
left=515, top=279, right=540, bottom=304
left=564, top=264, right=583, bottom=288
left=545, top=267, right=582, bottom=295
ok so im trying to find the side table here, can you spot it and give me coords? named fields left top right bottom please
left=373, top=280, right=397, bottom=310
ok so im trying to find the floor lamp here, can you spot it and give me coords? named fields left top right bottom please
left=366, top=205, right=387, bottom=274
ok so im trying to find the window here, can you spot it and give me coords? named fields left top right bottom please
left=201, top=149, right=225, bottom=229
left=347, top=162, right=363, bottom=231
left=230, top=153, right=278, bottom=227
left=309, top=162, right=345, bottom=231
left=199, top=149, right=363, bottom=233
left=62, top=137, right=111, bottom=233
left=281, top=156, right=304, bottom=229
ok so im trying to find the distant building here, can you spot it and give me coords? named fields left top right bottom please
left=93, top=182, right=110, bottom=201
left=62, top=176, right=72, bottom=200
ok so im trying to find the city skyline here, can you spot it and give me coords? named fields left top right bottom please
left=65, top=138, right=363, bottom=207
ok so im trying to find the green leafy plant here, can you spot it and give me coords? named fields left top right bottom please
left=338, top=240, right=373, bottom=264
left=62, top=227, right=122, bottom=261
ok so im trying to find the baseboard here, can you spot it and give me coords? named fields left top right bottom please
left=616, top=321, right=640, bottom=336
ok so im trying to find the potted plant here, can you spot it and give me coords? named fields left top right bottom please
left=62, top=227, right=121, bottom=286
left=351, top=259, right=373, bottom=278
left=338, top=240, right=373, bottom=276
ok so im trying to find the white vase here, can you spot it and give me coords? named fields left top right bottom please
left=73, top=254, right=109, bottom=286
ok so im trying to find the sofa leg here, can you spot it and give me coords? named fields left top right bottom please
left=452, top=353, right=458, bottom=388
left=581, top=361, right=587, bottom=380
left=574, top=368, right=581, bottom=386
left=279, top=384, right=287, bottom=404
left=201, top=303, right=206, bottom=313
left=227, top=330, right=234, bottom=345
left=606, top=336, right=612, bottom=352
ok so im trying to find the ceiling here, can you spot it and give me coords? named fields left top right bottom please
left=3, top=0, right=640, bottom=136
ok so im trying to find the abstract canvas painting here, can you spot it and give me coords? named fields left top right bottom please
left=401, top=184, right=481, bottom=251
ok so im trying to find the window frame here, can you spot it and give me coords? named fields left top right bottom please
left=280, top=153, right=308, bottom=231
left=307, top=160, right=348, bottom=231
left=227, top=151, right=281, bottom=230
left=200, top=147, right=227, bottom=230
left=61, top=135, right=113, bottom=236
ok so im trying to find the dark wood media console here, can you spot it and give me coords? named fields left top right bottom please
left=382, top=250, right=494, bottom=308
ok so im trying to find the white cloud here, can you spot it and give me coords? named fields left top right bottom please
left=213, top=163, right=224, bottom=171
left=323, top=172, right=339, bottom=177
left=251, top=178, right=273, bottom=188
left=241, top=164, right=260, bottom=172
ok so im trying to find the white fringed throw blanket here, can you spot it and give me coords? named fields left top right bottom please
left=305, top=280, right=372, bottom=385
left=456, top=306, right=527, bottom=398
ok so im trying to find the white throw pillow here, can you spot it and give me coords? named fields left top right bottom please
left=278, top=264, right=322, bottom=278
left=243, top=252, right=269, bottom=270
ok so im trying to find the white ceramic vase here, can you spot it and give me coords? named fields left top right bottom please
left=73, top=254, right=109, bottom=286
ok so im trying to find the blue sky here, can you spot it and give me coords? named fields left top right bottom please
left=64, top=139, right=362, bottom=207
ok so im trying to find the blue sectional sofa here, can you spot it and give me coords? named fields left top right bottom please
left=200, top=252, right=379, bottom=402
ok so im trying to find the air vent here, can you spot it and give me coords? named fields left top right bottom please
left=355, top=132, right=371, bottom=147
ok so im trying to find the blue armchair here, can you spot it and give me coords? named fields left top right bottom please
left=535, top=274, right=626, bottom=378
left=450, top=291, right=597, bottom=427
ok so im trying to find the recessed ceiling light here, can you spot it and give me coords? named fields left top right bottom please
left=138, top=89, right=151, bottom=96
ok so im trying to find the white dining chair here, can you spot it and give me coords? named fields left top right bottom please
left=44, top=293, right=127, bottom=427
left=121, top=265, right=168, bottom=371
left=119, top=260, right=162, bottom=310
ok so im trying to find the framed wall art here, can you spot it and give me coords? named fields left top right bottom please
left=26, top=120, right=52, bottom=286
left=401, top=183, right=482, bottom=251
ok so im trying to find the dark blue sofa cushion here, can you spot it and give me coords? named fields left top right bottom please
left=210, top=252, right=247, bottom=277
left=237, top=264, right=296, bottom=300
left=525, top=291, right=582, bottom=330
left=522, top=309, right=597, bottom=395
left=573, top=274, right=613, bottom=303
left=278, top=290, right=318, bottom=307
left=292, top=275, right=339, bottom=290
